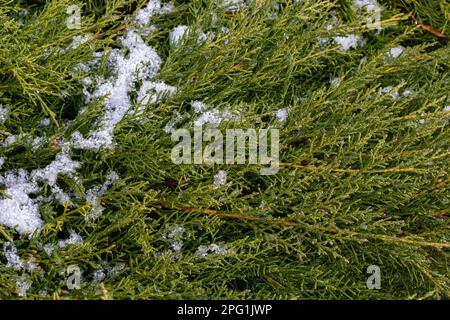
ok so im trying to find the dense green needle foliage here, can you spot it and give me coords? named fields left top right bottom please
left=0, top=0, right=448, bottom=299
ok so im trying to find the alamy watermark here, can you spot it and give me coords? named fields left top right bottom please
left=366, top=265, right=381, bottom=290
left=62, top=263, right=381, bottom=292
left=66, top=5, right=81, bottom=29
left=66, top=264, right=81, bottom=290
left=171, top=126, right=280, bottom=175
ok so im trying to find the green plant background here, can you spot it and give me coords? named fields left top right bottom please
left=0, top=0, right=448, bottom=299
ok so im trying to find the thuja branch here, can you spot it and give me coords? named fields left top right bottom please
left=277, top=163, right=430, bottom=174
left=156, top=204, right=450, bottom=249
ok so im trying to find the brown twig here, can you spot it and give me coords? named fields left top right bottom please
left=409, top=12, right=449, bottom=39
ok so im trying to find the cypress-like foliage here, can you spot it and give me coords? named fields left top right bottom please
left=0, top=0, right=448, bottom=299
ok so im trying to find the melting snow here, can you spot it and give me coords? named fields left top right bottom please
left=330, top=77, right=341, bottom=88
left=0, top=149, right=80, bottom=236
left=57, top=231, right=83, bottom=248
left=3, top=134, right=22, bottom=147
left=333, top=35, right=366, bottom=51
left=194, top=109, right=224, bottom=126
left=274, top=108, right=288, bottom=126
left=31, top=136, right=45, bottom=152
left=194, top=107, right=238, bottom=127
left=222, top=0, right=246, bottom=12
left=137, top=81, right=177, bottom=107
left=162, top=225, right=185, bottom=252
left=379, top=86, right=400, bottom=100
left=388, top=45, right=405, bottom=59
left=3, top=242, right=37, bottom=272
left=0, top=104, right=8, bottom=123
left=85, top=171, right=119, bottom=222
left=0, top=170, right=42, bottom=236
left=42, top=244, right=54, bottom=257
left=40, top=118, right=51, bottom=126
left=192, top=101, right=208, bottom=113
left=196, top=243, right=230, bottom=256
left=16, top=276, right=32, bottom=297
left=0, top=0, right=175, bottom=239
left=92, top=269, right=106, bottom=282
left=31, top=150, right=80, bottom=187
left=3, top=242, right=26, bottom=270
left=71, top=25, right=172, bottom=150
left=403, top=89, right=413, bottom=97
left=134, top=0, right=175, bottom=27
left=69, top=34, right=91, bottom=50
left=163, top=111, right=183, bottom=134
left=353, top=0, right=380, bottom=11
left=169, top=25, right=189, bottom=48
left=107, top=262, right=126, bottom=278
left=214, top=170, right=227, bottom=186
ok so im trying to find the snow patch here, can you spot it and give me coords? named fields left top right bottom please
left=0, top=170, right=42, bottom=236
left=333, top=35, right=366, bottom=51
left=58, top=231, right=83, bottom=248
left=163, top=111, right=184, bottom=134
left=0, top=0, right=176, bottom=237
left=137, top=81, right=177, bottom=108
left=42, top=244, right=54, bottom=257
left=196, top=243, right=230, bottom=256
left=92, top=269, right=106, bottom=282
left=353, top=0, right=380, bottom=12
left=69, top=34, right=91, bottom=50
left=214, top=170, right=227, bottom=186
left=169, top=25, right=189, bottom=48
left=3, top=242, right=25, bottom=270
left=274, top=108, right=288, bottom=126
left=40, top=118, right=51, bottom=126
left=134, top=0, right=175, bottom=27
left=3, top=242, right=37, bottom=272
left=31, top=150, right=80, bottom=187
left=330, top=77, right=341, bottom=88
left=85, top=171, right=119, bottom=222
left=31, top=136, right=45, bottom=152
left=72, top=29, right=165, bottom=150
left=194, top=107, right=239, bottom=127
left=16, top=276, right=32, bottom=297
left=107, top=262, right=126, bottom=278
left=0, top=104, right=9, bottom=123
left=222, top=0, right=246, bottom=12
left=379, top=86, right=400, bottom=100
left=388, top=45, right=405, bottom=59
left=162, top=225, right=185, bottom=252
left=192, top=101, right=208, bottom=113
